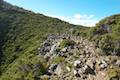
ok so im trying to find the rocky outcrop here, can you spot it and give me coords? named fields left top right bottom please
left=38, top=34, right=120, bottom=80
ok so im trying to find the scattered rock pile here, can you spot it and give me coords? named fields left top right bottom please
left=38, top=34, right=120, bottom=80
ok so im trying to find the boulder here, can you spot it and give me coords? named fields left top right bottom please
left=54, top=65, right=62, bottom=76
left=86, top=58, right=96, bottom=70
left=38, top=46, right=51, bottom=55
left=47, top=64, right=61, bottom=76
left=74, top=60, right=82, bottom=68
left=58, top=51, right=67, bottom=58
left=61, top=47, right=68, bottom=52
left=116, top=60, right=120, bottom=67
left=74, top=70, right=81, bottom=77
left=99, top=60, right=108, bottom=70
left=82, top=65, right=95, bottom=75
left=47, top=64, right=58, bottom=75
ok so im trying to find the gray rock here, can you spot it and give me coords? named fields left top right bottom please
left=61, top=47, right=68, bottom=52
left=74, top=70, right=81, bottom=77
left=116, top=60, right=120, bottom=67
left=54, top=65, right=62, bottom=75
left=86, top=58, right=96, bottom=70
left=47, top=64, right=58, bottom=75
left=47, top=64, right=61, bottom=76
left=99, top=60, right=108, bottom=70
left=74, top=60, right=82, bottom=68
left=82, top=65, right=95, bottom=75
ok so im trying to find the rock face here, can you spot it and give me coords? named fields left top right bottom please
left=38, top=34, right=120, bottom=80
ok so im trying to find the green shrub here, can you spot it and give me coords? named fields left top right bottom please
left=59, top=39, right=75, bottom=50
left=89, top=14, right=120, bottom=56
left=107, top=68, right=120, bottom=80
left=52, top=56, right=65, bottom=64
left=41, top=75, right=49, bottom=80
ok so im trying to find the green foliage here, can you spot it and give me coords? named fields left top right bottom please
left=90, top=14, right=120, bottom=55
left=0, top=1, right=86, bottom=79
left=71, top=27, right=90, bottom=37
left=51, top=56, right=65, bottom=64
left=92, top=34, right=115, bottom=55
left=59, top=39, right=75, bottom=50
left=65, top=62, right=73, bottom=69
left=41, top=75, right=49, bottom=80
left=107, top=68, right=120, bottom=80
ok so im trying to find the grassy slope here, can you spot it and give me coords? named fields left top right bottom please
left=0, top=1, right=87, bottom=79
left=89, top=14, right=120, bottom=55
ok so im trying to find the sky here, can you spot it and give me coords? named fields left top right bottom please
left=4, top=0, right=120, bottom=27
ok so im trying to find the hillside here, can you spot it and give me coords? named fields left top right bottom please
left=89, top=14, right=120, bottom=56
left=0, top=0, right=120, bottom=80
left=0, top=0, right=88, bottom=79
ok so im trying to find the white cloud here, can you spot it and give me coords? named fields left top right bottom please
left=74, top=14, right=94, bottom=20
left=46, top=14, right=100, bottom=27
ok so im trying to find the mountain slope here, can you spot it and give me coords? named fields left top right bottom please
left=89, top=14, right=120, bottom=56
left=0, top=0, right=88, bottom=79
left=0, top=0, right=120, bottom=80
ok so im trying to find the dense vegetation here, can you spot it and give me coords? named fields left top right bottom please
left=0, top=0, right=87, bottom=79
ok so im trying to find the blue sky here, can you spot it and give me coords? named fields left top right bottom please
left=4, top=0, right=120, bottom=26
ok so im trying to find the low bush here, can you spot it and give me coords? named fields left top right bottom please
left=107, top=68, right=120, bottom=80
left=59, top=39, right=75, bottom=50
